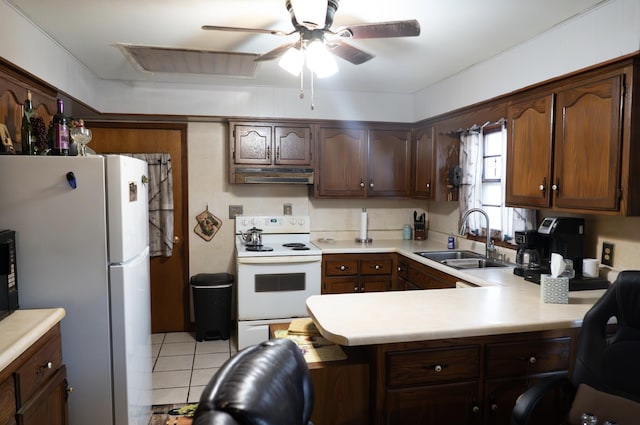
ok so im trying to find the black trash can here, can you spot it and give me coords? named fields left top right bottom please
left=190, top=273, right=234, bottom=341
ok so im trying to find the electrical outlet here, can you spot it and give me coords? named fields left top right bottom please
left=229, top=205, right=243, bottom=219
left=601, top=242, right=614, bottom=267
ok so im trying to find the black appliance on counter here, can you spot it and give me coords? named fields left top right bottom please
left=0, top=229, right=19, bottom=320
left=515, top=218, right=609, bottom=291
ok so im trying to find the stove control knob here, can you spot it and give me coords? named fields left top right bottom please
left=290, top=217, right=296, bottom=225
left=298, top=218, right=305, bottom=225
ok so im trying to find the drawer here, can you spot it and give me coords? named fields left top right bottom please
left=360, top=258, right=393, bottom=275
left=324, top=258, right=358, bottom=276
left=485, top=337, right=571, bottom=378
left=387, top=346, right=480, bottom=386
left=14, top=332, right=63, bottom=406
left=0, top=376, right=16, bottom=425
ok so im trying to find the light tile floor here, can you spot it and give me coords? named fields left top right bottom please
left=151, top=332, right=234, bottom=405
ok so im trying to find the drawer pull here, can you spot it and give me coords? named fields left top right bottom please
left=472, top=406, right=480, bottom=414
left=529, top=356, right=537, bottom=364
left=38, top=361, right=54, bottom=374
left=434, top=364, right=443, bottom=372
left=491, top=403, right=498, bottom=412
left=339, top=265, right=348, bottom=271
left=374, top=264, right=381, bottom=270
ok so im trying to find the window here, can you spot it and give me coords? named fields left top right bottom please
left=459, top=122, right=535, bottom=244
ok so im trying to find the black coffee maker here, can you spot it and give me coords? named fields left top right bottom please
left=519, top=217, right=609, bottom=290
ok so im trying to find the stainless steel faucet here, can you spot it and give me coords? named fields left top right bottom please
left=458, top=208, right=496, bottom=259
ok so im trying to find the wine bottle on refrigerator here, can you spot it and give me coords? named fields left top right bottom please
left=21, top=90, right=36, bottom=155
left=49, top=98, right=69, bottom=156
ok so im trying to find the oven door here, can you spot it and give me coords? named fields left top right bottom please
left=236, top=255, right=321, bottom=320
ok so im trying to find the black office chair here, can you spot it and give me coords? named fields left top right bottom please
left=192, top=338, right=314, bottom=425
left=512, top=270, right=640, bottom=425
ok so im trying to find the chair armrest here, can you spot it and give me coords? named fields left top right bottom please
left=511, top=375, right=574, bottom=425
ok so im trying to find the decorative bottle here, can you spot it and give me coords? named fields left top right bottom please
left=49, top=98, right=69, bottom=156
left=21, top=90, right=36, bottom=155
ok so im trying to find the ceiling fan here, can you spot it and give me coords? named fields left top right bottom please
left=202, top=0, right=420, bottom=76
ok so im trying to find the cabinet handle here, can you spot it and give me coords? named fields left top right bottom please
left=359, top=179, right=365, bottom=190
left=339, top=265, right=348, bottom=271
left=472, top=406, right=480, bottom=414
left=434, top=364, right=443, bottom=372
left=369, top=180, right=374, bottom=189
left=374, top=264, right=381, bottom=270
left=552, top=179, right=559, bottom=193
left=276, top=146, right=280, bottom=160
left=397, top=266, right=403, bottom=272
left=426, top=182, right=431, bottom=189
left=266, top=146, right=271, bottom=160
left=538, top=177, right=546, bottom=195
left=354, top=286, right=359, bottom=292
left=491, top=403, right=499, bottom=412
left=37, top=360, right=53, bottom=375
left=529, top=356, right=537, bottom=364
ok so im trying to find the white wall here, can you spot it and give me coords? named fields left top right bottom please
left=413, top=0, right=640, bottom=121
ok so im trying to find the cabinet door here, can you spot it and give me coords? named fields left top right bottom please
left=274, top=125, right=311, bottom=165
left=316, top=127, right=367, bottom=197
left=553, top=75, right=624, bottom=211
left=408, top=262, right=456, bottom=289
left=0, top=377, right=16, bottom=425
left=360, top=276, right=391, bottom=292
left=367, top=129, right=412, bottom=197
left=505, top=94, right=554, bottom=208
left=16, top=366, right=67, bottom=425
left=413, top=125, right=435, bottom=199
left=233, top=124, right=273, bottom=165
left=386, top=382, right=481, bottom=425
left=323, top=277, right=359, bottom=294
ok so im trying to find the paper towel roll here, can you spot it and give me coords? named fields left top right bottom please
left=359, top=208, right=368, bottom=240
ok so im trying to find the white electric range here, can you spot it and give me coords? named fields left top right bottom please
left=234, top=215, right=321, bottom=350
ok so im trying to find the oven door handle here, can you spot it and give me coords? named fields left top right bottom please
left=237, top=255, right=322, bottom=264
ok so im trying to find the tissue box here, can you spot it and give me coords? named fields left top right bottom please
left=541, top=275, right=569, bottom=304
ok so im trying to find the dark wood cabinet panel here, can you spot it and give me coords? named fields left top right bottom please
left=16, top=366, right=67, bottom=425
left=367, top=129, right=412, bottom=197
left=413, top=125, right=436, bottom=199
left=314, top=126, right=411, bottom=198
left=316, top=127, right=367, bottom=197
left=553, top=75, right=623, bottom=211
left=506, top=60, right=638, bottom=215
left=274, top=125, right=312, bottom=165
left=233, top=124, right=273, bottom=165
left=321, top=253, right=395, bottom=294
left=505, top=93, right=554, bottom=208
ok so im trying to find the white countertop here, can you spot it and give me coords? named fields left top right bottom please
left=307, top=239, right=606, bottom=346
left=0, top=308, right=66, bottom=371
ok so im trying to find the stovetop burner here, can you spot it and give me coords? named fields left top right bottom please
left=283, top=243, right=310, bottom=251
left=245, top=245, right=274, bottom=252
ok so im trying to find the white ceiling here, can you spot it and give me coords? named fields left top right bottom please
left=7, top=0, right=608, bottom=94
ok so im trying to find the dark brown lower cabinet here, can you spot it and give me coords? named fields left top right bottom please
left=16, top=366, right=68, bottom=425
left=369, top=328, right=578, bottom=425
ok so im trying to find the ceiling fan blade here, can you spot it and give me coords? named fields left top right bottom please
left=328, top=40, right=374, bottom=65
left=201, top=25, right=291, bottom=36
left=336, top=19, right=421, bottom=39
left=254, top=42, right=299, bottom=62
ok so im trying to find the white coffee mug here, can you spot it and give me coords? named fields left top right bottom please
left=583, top=258, right=599, bottom=278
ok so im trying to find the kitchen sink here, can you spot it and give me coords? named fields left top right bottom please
left=414, top=250, right=510, bottom=269
left=414, top=250, right=485, bottom=261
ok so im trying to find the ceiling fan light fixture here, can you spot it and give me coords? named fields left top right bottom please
left=306, top=39, right=337, bottom=78
left=278, top=46, right=304, bottom=76
left=290, top=0, right=328, bottom=27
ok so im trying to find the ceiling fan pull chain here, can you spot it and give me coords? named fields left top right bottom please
left=299, top=66, right=305, bottom=99
left=310, top=71, right=315, bottom=110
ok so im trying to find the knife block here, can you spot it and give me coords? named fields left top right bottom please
left=414, top=220, right=426, bottom=240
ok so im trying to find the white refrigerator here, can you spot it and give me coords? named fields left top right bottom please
left=0, top=155, right=152, bottom=425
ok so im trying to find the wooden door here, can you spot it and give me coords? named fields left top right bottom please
left=413, top=125, right=435, bottom=199
left=367, top=129, right=412, bottom=197
left=87, top=122, right=189, bottom=333
left=232, top=123, right=272, bottom=165
left=274, top=125, right=312, bottom=165
left=553, top=75, right=623, bottom=211
left=316, top=127, right=366, bottom=197
left=505, top=93, right=555, bottom=208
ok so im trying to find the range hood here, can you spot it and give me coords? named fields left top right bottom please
left=233, top=167, right=314, bottom=184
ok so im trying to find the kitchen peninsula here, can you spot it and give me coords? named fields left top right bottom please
left=307, top=239, right=606, bottom=425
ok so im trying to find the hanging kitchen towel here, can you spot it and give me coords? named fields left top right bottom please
left=130, top=153, right=174, bottom=257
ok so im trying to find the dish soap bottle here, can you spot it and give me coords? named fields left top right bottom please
left=448, top=233, right=455, bottom=249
